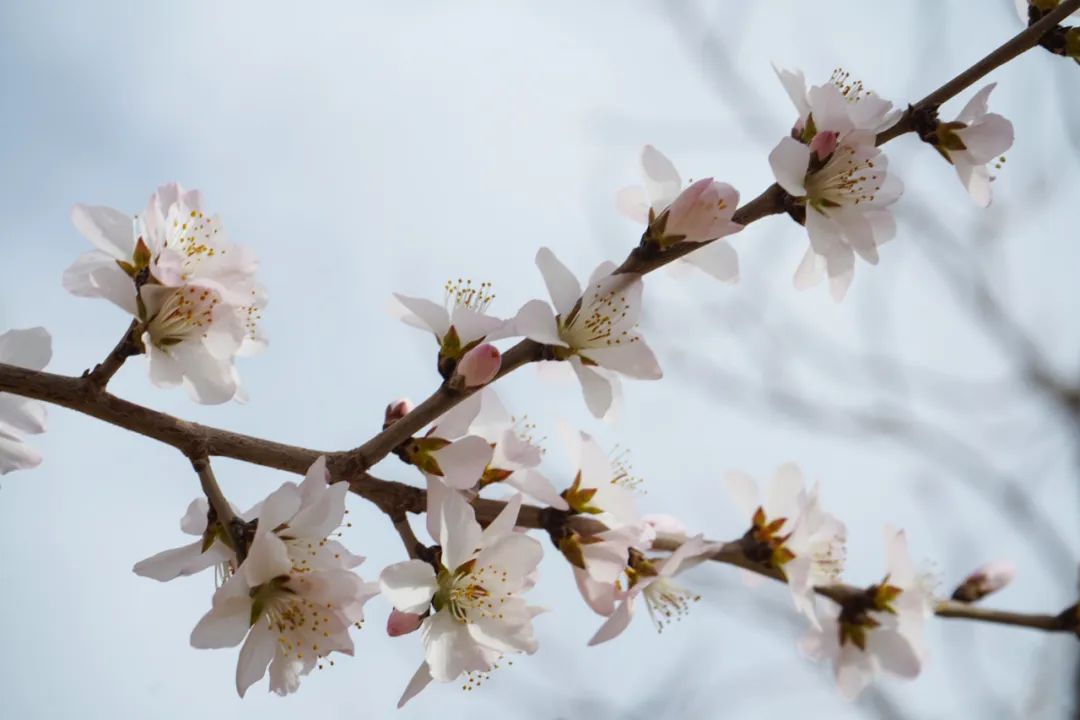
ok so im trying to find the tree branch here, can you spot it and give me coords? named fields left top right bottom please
left=82, top=319, right=142, bottom=390
left=190, top=454, right=248, bottom=560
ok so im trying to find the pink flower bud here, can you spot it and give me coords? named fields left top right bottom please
left=386, top=608, right=423, bottom=637
left=951, top=559, right=1016, bottom=602
left=383, top=398, right=414, bottom=429
left=809, top=130, right=838, bottom=160
left=454, top=343, right=501, bottom=388
left=657, top=178, right=740, bottom=246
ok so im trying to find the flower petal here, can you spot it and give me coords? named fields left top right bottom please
left=768, top=137, right=810, bottom=196
left=511, top=299, right=566, bottom=347
left=535, top=247, right=582, bottom=316
left=432, top=435, right=493, bottom=490
left=71, top=204, right=135, bottom=259
left=235, top=622, right=276, bottom=697
left=569, top=357, right=614, bottom=419
left=380, top=559, right=438, bottom=614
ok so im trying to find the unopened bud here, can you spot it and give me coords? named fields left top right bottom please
left=951, top=560, right=1016, bottom=602
left=383, top=398, right=414, bottom=429
left=453, top=343, right=501, bottom=388
left=649, top=178, right=740, bottom=248
left=386, top=608, right=423, bottom=637
left=808, top=130, right=838, bottom=161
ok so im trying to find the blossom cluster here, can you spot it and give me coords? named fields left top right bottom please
left=1, top=42, right=1064, bottom=715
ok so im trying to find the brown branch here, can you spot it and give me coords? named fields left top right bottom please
left=83, top=319, right=142, bottom=390
left=649, top=535, right=1075, bottom=635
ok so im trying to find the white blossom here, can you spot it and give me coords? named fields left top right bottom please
left=0, top=327, right=52, bottom=474
left=188, top=457, right=377, bottom=697
left=769, top=68, right=903, bottom=301
left=726, top=463, right=846, bottom=624
left=65, top=183, right=266, bottom=404
left=513, top=248, right=661, bottom=419
left=393, top=279, right=513, bottom=362
left=588, top=535, right=712, bottom=645
left=800, top=526, right=934, bottom=699
left=616, top=145, right=743, bottom=281
left=380, top=492, right=544, bottom=707
left=936, top=84, right=1014, bottom=207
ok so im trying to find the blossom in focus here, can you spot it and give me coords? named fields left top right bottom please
left=513, top=248, right=661, bottom=419
left=930, top=84, right=1014, bottom=207
left=0, top=327, right=52, bottom=474
left=189, top=457, right=378, bottom=697
left=616, top=145, right=743, bottom=281
left=587, top=535, right=712, bottom=645
left=64, top=183, right=266, bottom=404
left=951, top=559, right=1016, bottom=602
left=726, top=463, right=846, bottom=623
left=379, top=492, right=544, bottom=707
left=800, top=526, right=934, bottom=699
left=769, top=68, right=903, bottom=301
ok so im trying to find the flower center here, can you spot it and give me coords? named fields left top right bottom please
left=562, top=283, right=635, bottom=348
left=829, top=68, right=871, bottom=104
left=642, top=578, right=701, bottom=632
left=806, top=145, right=883, bottom=210
left=437, top=563, right=511, bottom=623
left=147, top=286, right=221, bottom=348
left=444, top=278, right=494, bottom=315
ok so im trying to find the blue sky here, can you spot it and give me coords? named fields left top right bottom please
left=1, top=1, right=1078, bottom=717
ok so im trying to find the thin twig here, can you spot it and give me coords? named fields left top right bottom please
left=650, top=535, right=1076, bottom=635
left=83, top=319, right=142, bottom=390
left=190, top=455, right=247, bottom=561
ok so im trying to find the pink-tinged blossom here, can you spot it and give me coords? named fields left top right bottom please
left=384, top=398, right=414, bottom=428
left=769, top=68, right=903, bottom=301
left=616, top=145, right=743, bottom=282
left=0, top=327, right=52, bottom=475
left=513, top=248, right=661, bottom=419
left=187, top=457, right=378, bottom=697
left=936, top=84, right=1014, bottom=207
left=65, top=183, right=266, bottom=404
left=379, top=493, right=544, bottom=707
left=726, top=464, right=846, bottom=625
left=800, top=526, right=934, bottom=700
left=387, top=609, right=424, bottom=637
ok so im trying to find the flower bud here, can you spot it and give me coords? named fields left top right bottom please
left=951, top=559, right=1016, bottom=602
left=651, top=178, right=740, bottom=247
left=453, top=343, right=501, bottom=388
left=808, top=130, right=838, bottom=161
left=383, top=398, right=414, bottom=429
left=386, top=608, right=423, bottom=637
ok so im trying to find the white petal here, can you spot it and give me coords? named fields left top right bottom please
left=0, top=433, right=42, bottom=474
left=380, top=559, right=438, bottom=614
left=681, top=239, right=740, bottom=283
left=132, top=539, right=231, bottom=582
left=475, top=533, right=543, bottom=581
left=768, top=137, right=810, bottom=196
left=481, top=492, right=522, bottom=543
left=257, top=482, right=302, bottom=532
left=570, top=357, right=613, bottom=419
left=0, top=327, right=52, bottom=370
left=62, top=252, right=138, bottom=315
left=235, top=622, right=276, bottom=697
left=397, top=662, right=434, bottom=708
left=431, top=392, right=483, bottom=440
left=145, top=344, right=184, bottom=389
left=449, top=305, right=506, bottom=345
left=575, top=567, right=619, bottom=616
left=71, top=204, right=135, bottom=259
left=955, top=162, right=992, bottom=208
left=793, top=248, right=826, bottom=290
left=422, top=610, right=487, bottom=682
left=835, top=644, right=877, bottom=699
left=0, top=394, right=47, bottom=435
left=583, top=340, right=662, bottom=380
left=243, top=531, right=292, bottom=587
left=393, top=293, right=450, bottom=337
left=432, top=435, right=493, bottom=489
left=535, top=247, right=582, bottom=316
left=506, top=469, right=569, bottom=511
left=190, top=577, right=252, bottom=649
left=772, top=64, right=810, bottom=118
left=587, top=593, right=637, bottom=645
left=765, top=462, right=806, bottom=520
left=869, top=628, right=922, bottom=678
left=640, top=145, right=682, bottom=210
left=180, top=498, right=211, bottom=535
left=956, top=83, right=995, bottom=125
left=511, top=299, right=566, bottom=347
left=439, top=490, right=482, bottom=571
left=884, top=525, right=916, bottom=587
